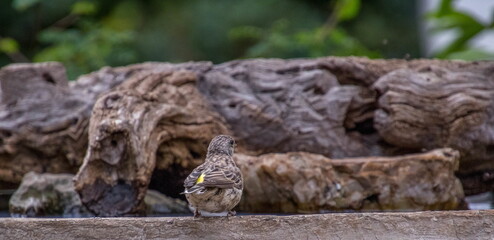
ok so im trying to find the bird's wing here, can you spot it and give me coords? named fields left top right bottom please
left=184, top=164, right=206, bottom=189
left=222, top=167, right=243, bottom=190
left=200, top=166, right=236, bottom=189
left=183, top=163, right=235, bottom=194
left=184, top=155, right=242, bottom=194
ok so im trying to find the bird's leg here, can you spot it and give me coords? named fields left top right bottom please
left=227, top=210, right=236, bottom=217
left=194, top=209, right=201, bottom=218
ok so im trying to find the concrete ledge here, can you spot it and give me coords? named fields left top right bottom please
left=1, top=210, right=493, bottom=239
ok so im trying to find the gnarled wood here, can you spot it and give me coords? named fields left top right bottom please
left=237, top=148, right=464, bottom=213
left=0, top=62, right=211, bottom=186
left=2, top=58, right=494, bottom=212
left=198, top=58, right=494, bottom=195
left=74, top=70, right=230, bottom=216
left=0, top=62, right=91, bottom=185
left=373, top=66, right=494, bottom=174
left=199, top=59, right=378, bottom=158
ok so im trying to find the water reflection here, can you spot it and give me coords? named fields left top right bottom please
left=1, top=191, right=493, bottom=218
left=465, top=192, right=493, bottom=210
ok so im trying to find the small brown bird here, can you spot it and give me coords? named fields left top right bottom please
left=183, top=135, right=243, bottom=217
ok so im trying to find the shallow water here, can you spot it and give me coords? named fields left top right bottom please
left=1, top=192, right=492, bottom=218
left=464, top=192, right=493, bottom=210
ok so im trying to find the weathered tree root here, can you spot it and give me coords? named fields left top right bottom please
left=73, top=70, right=230, bottom=216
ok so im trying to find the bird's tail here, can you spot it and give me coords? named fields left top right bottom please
left=182, top=186, right=207, bottom=194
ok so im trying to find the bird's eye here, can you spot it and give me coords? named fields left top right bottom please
left=229, top=140, right=234, bottom=145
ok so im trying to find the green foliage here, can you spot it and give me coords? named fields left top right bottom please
left=71, top=1, right=97, bottom=15
left=0, top=38, right=19, bottom=54
left=34, top=22, right=137, bottom=79
left=230, top=0, right=379, bottom=59
left=11, top=0, right=139, bottom=79
left=3, top=0, right=489, bottom=79
left=12, top=0, right=40, bottom=11
left=232, top=19, right=379, bottom=59
left=427, top=0, right=494, bottom=60
left=335, top=0, right=361, bottom=21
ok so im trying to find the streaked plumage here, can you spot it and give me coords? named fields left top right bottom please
left=183, top=135, right=243, bottom=217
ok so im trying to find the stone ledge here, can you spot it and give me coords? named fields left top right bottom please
left=1, top=210, right=493, bottom=239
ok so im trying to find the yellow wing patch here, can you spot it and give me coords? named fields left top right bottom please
left=196, top=173, right=205, bottom=184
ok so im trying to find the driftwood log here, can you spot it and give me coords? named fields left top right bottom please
left=237, top=148, right=464, bottom=212
left=373, top=67, right=494, bottom=173
left=73, top=70, right=230, bottom=216
left=0, top=61, right=210, bottom=187
left=1, top=57, right=494, bottom=215
left=199, top=58, right=494, bottom=164
left=198, top=58, right=494, bottom=195
left=0, top=62, right=90, bottom=187
left=199, top=59, right=377, bottom=158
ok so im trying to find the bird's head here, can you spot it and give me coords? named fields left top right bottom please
left=206, top=135, right=236, bottom=157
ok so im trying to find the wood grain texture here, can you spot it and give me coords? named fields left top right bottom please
left=0, top=62, right=212, bottom=186
left=2, top=58, right=494, bottom=207
left=0, top=62, right=90, bottom=185
left=237, top=148, right=464, bottom=213
left=199, top=58, right=378, bottom=158
left=73, top=70, right=230, bottom=216
left=373, top=66, right=494, bottom=174
left=1, top=210, right=493, bottom=240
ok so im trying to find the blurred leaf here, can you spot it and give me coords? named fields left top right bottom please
left=446, top=48, right=494, bottom=61
left=71, top=1, right=97, bottom=15
left=427, top=0, right=454, bottom=19
left=38, top=29, right=80, bottom=43
left=430, top=11, right=483, bottom=29
left=336, top=0, right=361, bottom=21
left=34, top=20, right=137, bottom=79
left=428, top=9, right=485, bottom=58
left=229, top=26, right=263, bottom=41
left=12, top=0, right=40, bottom=11
left=241, top=18, right=379, bottom=59
left=0, top=38, right=19, bottom=54
left=436, top=0, right=454, bottom=16
left=102, top=1, right=142, bottom=31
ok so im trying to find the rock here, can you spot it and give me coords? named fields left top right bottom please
left=9, top=172, right=92, bottom=217
left=236, top=148, right=464, bottom=212
left=73, top=70, right=230, bottom=216
left=2, top=210, right=494, bottom=240
left=9, top=172, right=189, bottom=217
left=144, top=189, right=190, bottom=215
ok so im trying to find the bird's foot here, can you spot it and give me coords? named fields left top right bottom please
left=227, top=210, right=236, bottom=217
left=194, top=209, right=201, bottom=218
